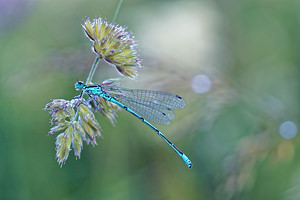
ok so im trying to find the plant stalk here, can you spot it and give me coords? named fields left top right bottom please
left=85, top=56, right=100, bottom=84
left=112, top=0, right=124, bottom=23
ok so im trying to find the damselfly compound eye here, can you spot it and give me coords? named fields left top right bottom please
left=75, top=81, right=84, bottom=90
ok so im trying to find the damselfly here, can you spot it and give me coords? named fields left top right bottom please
left=75, top=81, right=192, bottom=168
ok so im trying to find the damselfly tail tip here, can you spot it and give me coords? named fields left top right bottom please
left=181, top=153, right=192, bottom=168
left=186, top=160, right=192, bottom=168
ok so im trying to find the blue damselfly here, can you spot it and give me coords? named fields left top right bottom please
left=75, top=81, right=192, bottom=168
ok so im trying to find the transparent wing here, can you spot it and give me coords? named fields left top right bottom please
left=114, top=97, right=173, bottom=125
left=106, top=87, right=186, bottom=110
left=103, top=87, right=185, bottom=125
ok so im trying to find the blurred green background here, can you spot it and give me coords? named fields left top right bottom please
left=1, top=0, right=300, bottom=199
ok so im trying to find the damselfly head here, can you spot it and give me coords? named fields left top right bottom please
left=75, top=81, right=84, bottom=90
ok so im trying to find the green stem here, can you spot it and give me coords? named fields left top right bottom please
left=111, top=0, right=124, bottom=23
left=85, top=56, right=100, bottom=84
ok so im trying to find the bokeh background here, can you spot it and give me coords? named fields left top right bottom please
left=1, top=0, right=299, bottom=199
